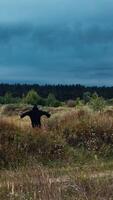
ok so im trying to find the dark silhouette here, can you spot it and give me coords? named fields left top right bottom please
left=20, top=105, right=51, bottom=128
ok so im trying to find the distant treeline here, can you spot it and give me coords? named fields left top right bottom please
left=0, top=83, right=113, bottom=100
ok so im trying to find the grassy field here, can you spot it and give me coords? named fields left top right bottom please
left=0, top=104, right=113, bottom=199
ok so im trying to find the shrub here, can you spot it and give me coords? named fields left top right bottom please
left=0, top=92, right=20, bottom=104
left=75, top=97, right=84, bottom=107
left=89, top=93, right=106, bottom=112
left=46, top=93, right=61, bottom=107
left=83, top=91, right=91, bottom=103
left=23, top=89, right=44, bottom=105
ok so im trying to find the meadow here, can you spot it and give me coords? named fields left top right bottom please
left=0, top=104, right=113, bottom=199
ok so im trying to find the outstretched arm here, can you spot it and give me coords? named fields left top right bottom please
left=20, top=111, right=30, bottom=119
left=41, top=111, right=51, bottom=118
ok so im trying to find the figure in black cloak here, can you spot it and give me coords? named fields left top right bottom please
left=20, top=105, right=51, bottom=128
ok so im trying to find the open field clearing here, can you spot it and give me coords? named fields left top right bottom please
left=0, top=105, right=113, bottom=199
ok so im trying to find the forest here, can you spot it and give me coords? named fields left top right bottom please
left=0, top=83, right=113, bottom=100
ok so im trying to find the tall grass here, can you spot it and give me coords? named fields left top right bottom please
left=0, top=107, right=113, bottom=167
left=1, top=106, right=113, bottom=199
left=0, top=166, right=61, bottom=200
left=1, top=166, right=113, bottom=200
left=48, top=109, right=113, bottom=155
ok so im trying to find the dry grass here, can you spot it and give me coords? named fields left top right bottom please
left=0, top=166, right=62, bottom=200
left=0, top=166, right=113, bottom=200
left=1, top=106, right=113, bottom=166
left=48, top=108, right=113, bottom=150
left=0, top=105, right=113, bottom=199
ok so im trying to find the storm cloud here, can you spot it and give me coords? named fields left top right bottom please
left=0, top=0, right=113, bottom=85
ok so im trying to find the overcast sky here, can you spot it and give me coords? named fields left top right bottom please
left=0, top=0, right=113, bottom=85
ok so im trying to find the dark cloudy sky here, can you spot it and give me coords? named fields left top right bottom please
left=0, top=0, right=113, bottom=85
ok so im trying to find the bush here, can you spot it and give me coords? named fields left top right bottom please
left=83, top=91, right=91, bottom=103
left=23, top=89, right=44, bottom=105
left=89, top=93, right=106, bottom=112
left=46, top=93, right=61, bottom=107
left=0, top=92, right=20, bottom=104
left=75, top=97, right=84, bottom=107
